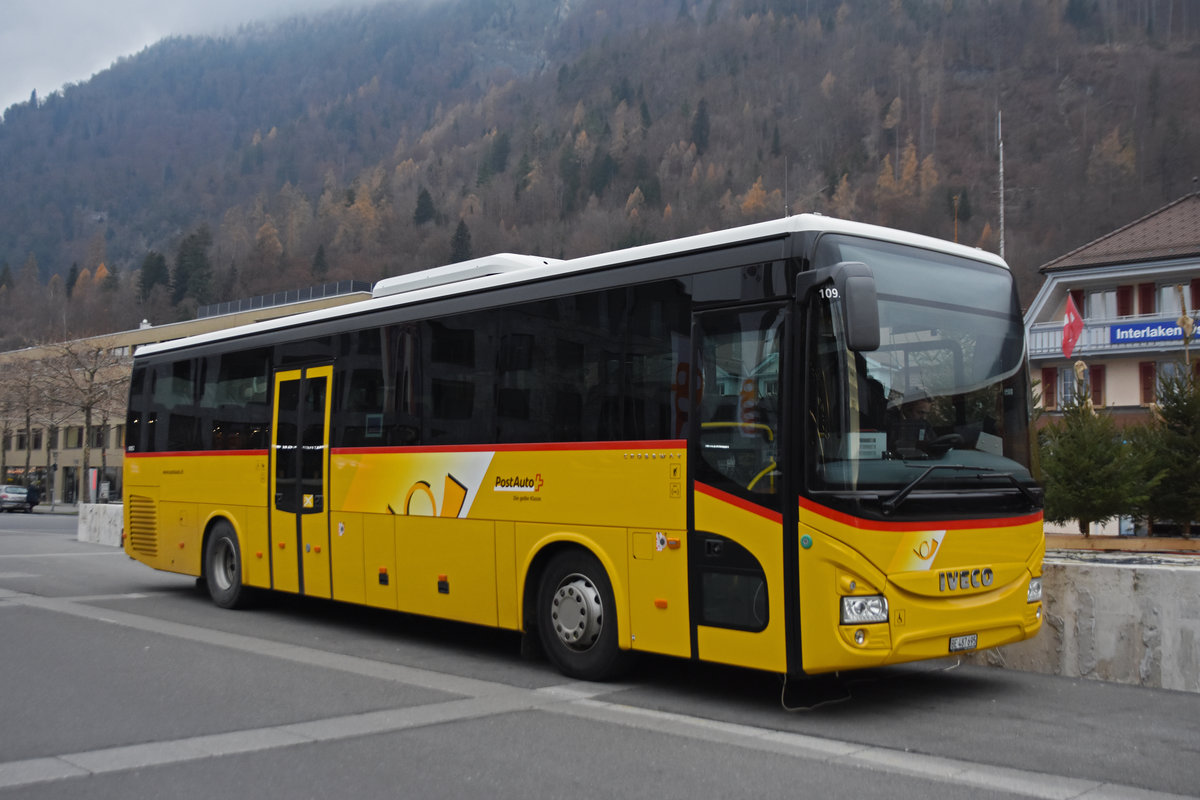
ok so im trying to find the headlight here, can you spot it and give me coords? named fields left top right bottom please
left=841, top=595, right=888, bottom=625
left=1027, top=576, right=1043, bottom=603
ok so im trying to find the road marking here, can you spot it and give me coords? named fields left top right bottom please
left=0, top=591, right=1192, bottom=799
left=0, top=551, right=125, bottom=558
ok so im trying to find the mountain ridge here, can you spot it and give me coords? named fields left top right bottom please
left=0, top=0, right=1197, bottom=345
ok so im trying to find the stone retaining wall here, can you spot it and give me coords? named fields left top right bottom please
left=964, top=557, right=1200, bottom=693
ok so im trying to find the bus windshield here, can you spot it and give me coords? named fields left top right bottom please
left=807, top=235, right=1037, bottom=519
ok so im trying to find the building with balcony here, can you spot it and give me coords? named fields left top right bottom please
left=1025, top=191, right=1200, bottom=426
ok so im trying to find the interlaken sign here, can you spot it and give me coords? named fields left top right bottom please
left=1109, top=321, right=1189, bottom=344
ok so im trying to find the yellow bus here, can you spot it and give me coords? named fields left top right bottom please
left=124, top=215, right=1043, bottom=680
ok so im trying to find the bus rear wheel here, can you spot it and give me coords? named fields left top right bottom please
left=536, top=549, right=629, bottom=681
left=204, top=521, right=253, bottom=609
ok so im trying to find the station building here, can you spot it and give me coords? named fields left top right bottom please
left=1025, top=191, right=1200, bottom=425
left=0, top=282, right=370, bottom=505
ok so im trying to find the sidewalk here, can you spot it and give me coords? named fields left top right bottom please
left=31, top=503, right=80, bottom=515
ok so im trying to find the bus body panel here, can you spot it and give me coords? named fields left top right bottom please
left=692, top=487, right=788, bottom=674
left=397, top=516, right=498, bottom=626
left=124, top=452, right=269, bottom=580
left=329, top=511, right=366, bottom=604
left=362, top=513, right=398, bottom=609
left=329, top=444, right=687, bottom=530
left=628, top=527, right=690, bottom=657
left=495, top=521, right=519, bottom=630
left=796, top=504, right=1044, bottom=674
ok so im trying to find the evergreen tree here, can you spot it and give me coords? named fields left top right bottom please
left=138, top=251, right=170, bottom=301
left=1040, top=364, right=1152, bottom=536
left=413, top=187, right=436, bottom=225
left=691, top=99, right=710, bottom=155
left=101, top=265, right=119, bottom=292
left=587, top=153, right=619, bottom=197
left=172, top=225, right=214, bottom=306
left=66, top=263, right=79, bottom=298
left=449, top=219, right=473, bottom=263
left=490, top=131, right=511, bottom=177
left=1143, top=363, right=1200, bottom=535
left=312, top=244, right=329, bottom=280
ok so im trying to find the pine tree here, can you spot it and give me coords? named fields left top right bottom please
left=1143, top=364, right=1200, bottom=536
left=312, top=244, right=329, bottom=280
left=138, top=251, right=170, bottom=301
left=1041, top=365, right=1152, bottom=536
left=172, top=225, right=214, bottom=305
left=413, top=187, right=436, bottom=225
left=690, top=99, right=710, bottom=156
left=449, top=219, right=473, bottom=263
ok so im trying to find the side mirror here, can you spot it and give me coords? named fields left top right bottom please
left=833, top=262, right=880, bottom=352
left=798, top=261, right=880, bottom=352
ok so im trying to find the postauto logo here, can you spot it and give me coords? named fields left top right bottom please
left=493, top=474, right=544, bottom=493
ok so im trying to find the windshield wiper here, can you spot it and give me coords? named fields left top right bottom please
left=881, top=465, right=1037, bottom=515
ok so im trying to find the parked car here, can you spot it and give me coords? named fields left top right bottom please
left=0, top=485, right=32, bottom=512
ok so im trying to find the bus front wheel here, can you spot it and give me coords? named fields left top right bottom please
left=204, top=521, right=253, bottom=609
left=535, top=549, right=629, bottom=681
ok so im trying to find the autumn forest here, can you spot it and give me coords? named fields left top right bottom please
left=0, top=0, right=1198, bottom=349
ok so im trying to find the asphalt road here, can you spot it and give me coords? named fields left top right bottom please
left=1, top=512, right=1197, bottom=800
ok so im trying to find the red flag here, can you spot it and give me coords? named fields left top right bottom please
left=1062, top=294, right=1084, bottom=358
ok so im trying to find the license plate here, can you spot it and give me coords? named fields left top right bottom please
left=949, top=634, right=978, bottom=653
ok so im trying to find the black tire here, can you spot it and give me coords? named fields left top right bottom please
left=204, top=521, right=253, bottom=609
left=535, top=549, right=630, bottom=681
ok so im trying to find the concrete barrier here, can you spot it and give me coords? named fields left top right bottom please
left=965, top=554, right=1200, bottom=694
left=77, top=503, right=123, bottom=547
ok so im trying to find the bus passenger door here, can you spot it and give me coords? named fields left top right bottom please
left=270, top=365, right=333, bottom=597
left=689, top=305, right=790, bottom=674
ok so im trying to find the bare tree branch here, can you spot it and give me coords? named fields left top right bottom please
left=37, top=338, right=132, bottom=504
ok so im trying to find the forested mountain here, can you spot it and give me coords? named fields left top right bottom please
left=1, top=0, right=1198, bottom=347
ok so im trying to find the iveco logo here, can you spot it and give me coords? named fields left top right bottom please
left=938, top=568, right=994, bottom=592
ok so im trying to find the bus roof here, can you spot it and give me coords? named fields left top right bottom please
left=134, top=214, right=1008, bottom=358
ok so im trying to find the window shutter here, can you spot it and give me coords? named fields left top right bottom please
left=1139, top=362, right=1156, bottom=405
left=1138, top=283, right=1156, bottom=315
left=1089, top=364, right=1105, bottom=406
left=1041, top=367, right=1057, bottom=409
left=1116, top=286, right=1133, bottom=317
left=1069, top=289, right=1085, bottom=317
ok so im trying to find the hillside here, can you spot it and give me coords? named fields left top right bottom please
left=0, top=0, right=1198, bottom=346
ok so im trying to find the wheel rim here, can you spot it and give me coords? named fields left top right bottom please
left=549, top=572, right=604, bottom=651
left=210, top=537, right=236, bottom=592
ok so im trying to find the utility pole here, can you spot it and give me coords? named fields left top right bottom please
left=998, top=110, right=1005, bottom=260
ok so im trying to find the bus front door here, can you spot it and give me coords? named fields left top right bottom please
left=270, top=366, right=333, bottom=598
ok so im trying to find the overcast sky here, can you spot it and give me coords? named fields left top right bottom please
left=1, top=0, right=366, bottom=113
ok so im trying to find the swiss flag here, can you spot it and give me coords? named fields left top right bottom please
left=1062, top=294, right=1084, bottom=358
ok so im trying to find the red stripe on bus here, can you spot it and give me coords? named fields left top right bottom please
left=125, top=450, right=268, bottom=458
left=797, top=495, right=1042, bottom=532
left=694, top=482, right=784, bottom=524
left=331, top=440, right=686, bottom=455
left=125, top=442, right=685, bottom=457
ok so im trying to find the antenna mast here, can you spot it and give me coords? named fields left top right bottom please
left=998, top=110, right=1005, bottom=260
left=784, top=156, right=789, bottom=217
